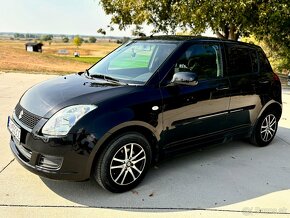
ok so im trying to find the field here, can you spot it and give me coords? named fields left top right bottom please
left=0, top=40, right=119, bottom=74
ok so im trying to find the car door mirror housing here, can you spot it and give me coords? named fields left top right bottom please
left=171, top=72, right=198, bottom=86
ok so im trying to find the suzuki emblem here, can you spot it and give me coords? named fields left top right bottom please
left=152, top=106, right=159, bottom=111
left=19, top=110, right=24, bottom=120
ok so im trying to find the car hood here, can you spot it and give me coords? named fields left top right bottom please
left=19, top=73, right=134, bottom=118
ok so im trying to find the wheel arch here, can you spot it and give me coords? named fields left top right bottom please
left=257, top=101, right=282, bottom=121
left=87, top=121, right=160, bottom=177
left=250, top=101, right=281, bottom=146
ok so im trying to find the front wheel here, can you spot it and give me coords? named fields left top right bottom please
left=250, top=111, right=278, bottom=147
left=94, top=132, right=152, bottom=193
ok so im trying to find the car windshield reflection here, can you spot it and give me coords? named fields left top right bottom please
left=88, top=41, right=177, bottom=85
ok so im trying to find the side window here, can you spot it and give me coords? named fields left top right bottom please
left=249, top=49, right=259, bottom=73
left=173, top=44, right=223, bottom=80
left=258, top=49, right=272, bottom=73
left=227, top=44, right=258, bottom=76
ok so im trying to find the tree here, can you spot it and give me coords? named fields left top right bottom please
left=97, top=28, right=106, bottom=35
left=25, top=33, right=36, bottom=39
left=89, top=36, right=97, bottom=43
left=14, top=33, right=25, bottom=38
left=99, top=0, right=290, bottom=41
left=73, top=35, right=83, bottom=47
left=131, top=25, right=146, bottom=37
left=62, top=37, right=69, bottom=43
left=41, top=34, right=53, bottom=41
left=14, top=33, right=20, bottom=38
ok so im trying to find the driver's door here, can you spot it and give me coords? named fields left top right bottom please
left=160, top=42, right=231, bottom=149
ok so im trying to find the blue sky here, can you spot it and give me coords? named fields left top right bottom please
left=0, top=0, right=214, bottom=37
left=0, top=0, right=135, bottom=36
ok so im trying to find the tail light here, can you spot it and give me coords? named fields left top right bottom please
left=273, top=73, right=280, bottom=82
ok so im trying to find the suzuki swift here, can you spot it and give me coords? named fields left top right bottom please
left=8, top=36, right=282, bottom=192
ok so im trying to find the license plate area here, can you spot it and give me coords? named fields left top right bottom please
left=8, top=116, right=21, bottom=143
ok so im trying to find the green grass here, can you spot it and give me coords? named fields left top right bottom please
left=59, top=56, right=102, bottom=64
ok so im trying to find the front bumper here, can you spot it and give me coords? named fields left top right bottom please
left=8, top=117, right=95, bottom=181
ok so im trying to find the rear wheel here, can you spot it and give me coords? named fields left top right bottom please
left=94, top=132, right=152, bottom=193
left=250, top=111, right=278, bottom=147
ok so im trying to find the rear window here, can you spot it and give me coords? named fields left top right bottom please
left=227, top=44, right=258, bottom=76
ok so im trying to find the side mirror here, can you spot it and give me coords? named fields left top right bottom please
left=171, top=72, right=198, bottom=86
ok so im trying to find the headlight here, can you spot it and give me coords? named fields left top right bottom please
left=42, top=105, right=97, bottom=136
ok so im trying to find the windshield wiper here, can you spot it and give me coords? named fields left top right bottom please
left=85, top=69, right=90, bottom=76
left=89, top=74, right=128, bottom=85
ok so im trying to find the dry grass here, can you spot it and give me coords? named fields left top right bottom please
left=0, top=40, right=119, bottom=73
left=42, top=41, right=118, bottom=57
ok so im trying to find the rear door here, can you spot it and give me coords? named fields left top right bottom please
left=225, top=43, right=261, bottom=130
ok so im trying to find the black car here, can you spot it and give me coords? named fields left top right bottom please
left=7, top=36, right=282, bottom=192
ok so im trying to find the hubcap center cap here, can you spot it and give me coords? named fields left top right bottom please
left=126, top=161, right=132, bottom=167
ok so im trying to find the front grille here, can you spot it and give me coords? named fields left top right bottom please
left=14, top=103, right=41, bottom=129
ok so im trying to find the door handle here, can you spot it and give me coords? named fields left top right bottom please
left=216, top=86, right=230, bottom=91
left=259, top=80, right=269, bottom=84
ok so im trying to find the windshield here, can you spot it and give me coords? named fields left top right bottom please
left=88, top=41, right=177, bottom=85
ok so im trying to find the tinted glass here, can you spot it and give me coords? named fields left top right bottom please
left=227, top=44, right=258, bottom=76
left=258, top=49, right=272, bottom=73
left=173, top=44, right=223, bottom=80
left=249, top=49, right=259, bottom=73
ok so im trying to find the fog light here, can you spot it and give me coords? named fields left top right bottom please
left=37, top=155, right=63, bottom=170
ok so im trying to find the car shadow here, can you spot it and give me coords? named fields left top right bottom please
left=41, top=126, right=290, bottom=211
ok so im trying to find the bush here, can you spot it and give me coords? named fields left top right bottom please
left=62, top=37, right=69, bottom=43
left=89, top=37, right=97, bottom=43
left=41, top=35, right=53, bottom=41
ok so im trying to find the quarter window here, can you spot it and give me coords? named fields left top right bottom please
left=258, top=49, right=272, bottom=73
left=227, top=45, right=258, bottom=76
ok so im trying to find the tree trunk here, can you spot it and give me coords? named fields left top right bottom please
left=214, top=24, right=239, bottom=41
left=229, top=24, right=239, bottom=41
left=216, top=31, right=226, bottom=39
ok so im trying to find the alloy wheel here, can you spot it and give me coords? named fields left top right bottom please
left=110, top=143, right=146, bottom=186
left=260, top=114, right=277, bottom=142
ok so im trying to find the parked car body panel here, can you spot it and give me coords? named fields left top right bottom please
left=8, top=36, right=282, bottom=182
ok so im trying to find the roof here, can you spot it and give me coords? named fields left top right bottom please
left=136, top=35, right=220, bottom=41
left=25, top=42, right=43, bottom=46
left=134, top=35, right=260, bottom=49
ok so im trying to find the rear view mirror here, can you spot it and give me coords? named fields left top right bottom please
left=171, top=72, right=198, bottom=86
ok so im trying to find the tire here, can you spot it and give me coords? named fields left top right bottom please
left=250, top=110, right=278, bottom=147
left=94, top=132, right=152, bottom=193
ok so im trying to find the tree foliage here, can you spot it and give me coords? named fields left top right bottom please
left=14, top=33, right=24, bottom=38
left=73, top=36, right=83, bottom=47
left=99, top=0, right=290, bottom=41
left=41, top=34, right=53, bottom=41
left=62, top=37, right=69, bottom=43
left=100, top=0, right=290, bottom=70
left=89, top=36, right=97, bottom=43
left=97, top=28, right=106, bottom=35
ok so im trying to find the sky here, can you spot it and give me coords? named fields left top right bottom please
left=0, top=0, right=213, bottom=37
left=0, top=0, right=136, bottom=36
